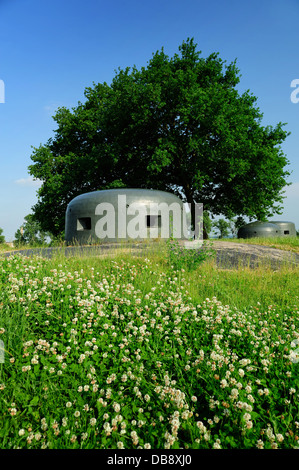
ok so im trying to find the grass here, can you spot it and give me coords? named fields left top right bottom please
left=221, top=236, right=299, bottom=254
left=0, top=240, right=299, bottom=449
left=0, top=243, right=15, bottom=253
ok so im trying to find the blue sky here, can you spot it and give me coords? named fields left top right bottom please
left=0, top=0, right=298, bottom=241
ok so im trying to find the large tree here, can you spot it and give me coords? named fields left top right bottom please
left=29, top=38, right=290, bottom=238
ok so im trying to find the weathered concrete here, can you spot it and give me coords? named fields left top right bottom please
left=1, top=240, right=299, bottom=270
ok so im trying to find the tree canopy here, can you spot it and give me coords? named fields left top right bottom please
left=29, top=38, right=290, bottom=238
left=0, top=228, right=5, bottom=244
left=14, top=214, right=50, bottom=246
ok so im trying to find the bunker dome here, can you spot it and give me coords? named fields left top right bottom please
left=65, top=188, right=191, bottom=244
left=268, top=220, right=296, bottom=237
left=237, top=221, right=280, bottom=239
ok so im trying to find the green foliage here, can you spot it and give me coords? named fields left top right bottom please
left=166, top=238, right=215, bottom=271
left=203, top=211, right=213, bottom=237
left=28, top=38, right=290, bottom=238
left=14, top=214, right=51, bottom=247
left=212, top=218, right=231, bottom=238
left=229, top=216, right=247, bottom=237
left=0, top=228, right=5, bottom=244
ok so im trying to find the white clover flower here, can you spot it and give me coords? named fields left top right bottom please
left=276, top=433, right=284, bottom=443
left=256, top=439, right=264, bottom=449
left=213, top=439, right=221, bottom=449
left=220, top=379, right=228, bottom=388
left=290, top=339, right=299, bottom=348
left=247, top=394, right=255, bottom=403
left=290, top=348, right=299, bottom=364
left=113, top=403, right=121, bottom=412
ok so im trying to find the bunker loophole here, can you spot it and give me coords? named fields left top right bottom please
left=77, top=217, right=91, bottom=231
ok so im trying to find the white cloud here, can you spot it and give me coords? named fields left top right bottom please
left=14, top=177, right=42, bottom=187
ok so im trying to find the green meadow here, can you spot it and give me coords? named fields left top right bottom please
left=0, top=238, right=298, bottom=449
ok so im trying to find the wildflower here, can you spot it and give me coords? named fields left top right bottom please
left=265, top=426, right=275, bottom=441
left=27, top=432, right=34, bottom=444
left=256, top=439, right=264, bottom=449
left=220, top=379, right=228, bottom=388
left=196, top=421, right=207, bottom=433
left=230, top=388, right=239, bottom=400
left=113, top=403, right=121, bottom=412
left=78, top=354, right=86, bottom=363
left=213, top=439, right=221, bottom=449
left=103, top=422, right=112, bottom=434
left=41, top=418, right=48, bottom=431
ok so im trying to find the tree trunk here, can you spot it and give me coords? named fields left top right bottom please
left=184, top=182, right=209, bottom=240
left=188, top=200, right=209, bottom=240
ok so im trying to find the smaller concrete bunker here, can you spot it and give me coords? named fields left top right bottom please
left=65, top=188, right=190, bottom=244
left=238, top=220, right=296, bottom=239
left=268, top=220, right=296, bottom=237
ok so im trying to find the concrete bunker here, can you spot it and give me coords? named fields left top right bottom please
left=268, top=220, right=296, bottom=237
left=65, top=188, right=192, bottom=245
left=238, top=220, right=296, bottom=239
